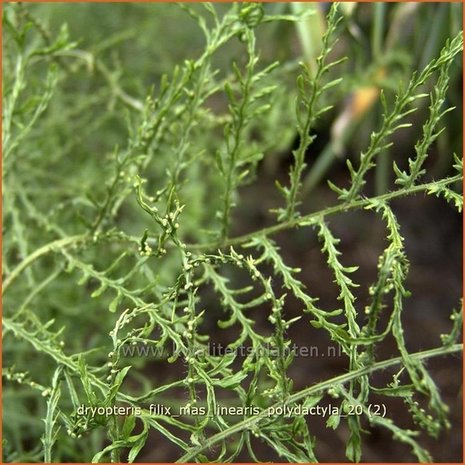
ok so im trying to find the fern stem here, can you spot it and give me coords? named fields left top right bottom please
left=220, top=30, right=255, bottom=243
left=4, top=175, right=460, bottom=296
left=177, top=343, right=462, bottom=462
left=281, top=3, right=341, bottom=220
left=190, top=174, right=462, bottom=251
left=2, top=234, right=89, bottom=294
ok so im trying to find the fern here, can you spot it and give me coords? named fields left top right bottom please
left=330, top=33, right=463, bottom=202
left=277, top=3, right=344, bottom=220
left=3, top=3, right=463, bottom=463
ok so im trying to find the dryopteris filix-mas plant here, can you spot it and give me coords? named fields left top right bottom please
left=2, top=2, right=463, bottom=463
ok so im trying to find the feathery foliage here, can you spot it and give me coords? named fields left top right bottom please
left=2, top=2, right=462, bottom=463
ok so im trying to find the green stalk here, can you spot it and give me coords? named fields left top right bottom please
left=177, top=343, right=462, bottom=462
left=372, top=3, right=390, bottom=196
left=371, top=3, right=386, bottom=59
